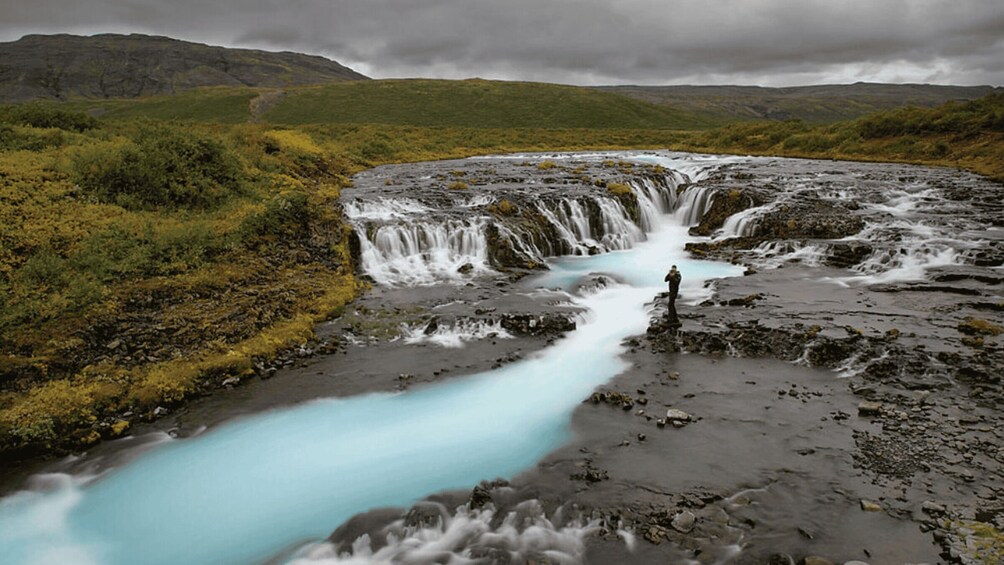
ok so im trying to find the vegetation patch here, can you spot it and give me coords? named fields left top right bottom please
left=959, top=317, right=1003, bottom=336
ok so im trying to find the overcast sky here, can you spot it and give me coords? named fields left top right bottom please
left=2, top=0, right=1002, bottom=86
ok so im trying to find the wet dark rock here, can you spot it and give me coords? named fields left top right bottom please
left=824, top=242, right=874, bottom=268
left=499, top=313, right=576, bottom=336
left=756, top=201, right=865, bottom=240
left=585, top=391, right=635, bottom=410
left=570, top=465, right=609, bottom=483
left=403, top=501, right=451, bottom=529
left=724, top=293, right=764, bottom=307
left=858, top=402, right=883, bottom=417
left=765, top=554, right=795, bottom=565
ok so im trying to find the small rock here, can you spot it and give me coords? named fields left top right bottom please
left=799, top=556, right=834, bottom=565
left=656, top=419, right=666, bottom=428
left=857, top=402, right=883, bottom=417
left=665, top=409, right=692, bottom=422
left=106, top=339, right=122, bottom=350
left=860, top=500, right=882, bottom=512
left=153, top=406, right=169, bottom=417
left=644, top=525, right=667, bottom=544
left=921, top=501, right=946, bottom=514
left=221, top=377, right=240, bottom=387
left=637, top=433, right=646, bottom=441
left=671, top=510, right=696, bottom=533
left=668, top=372, right=680, bottom=380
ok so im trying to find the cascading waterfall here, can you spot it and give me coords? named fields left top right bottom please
left=348, top=169, right=696, bottom=285
left=595, top=197, right=644, bottom=250
left=356, top=219, right=492, bottom=286
left=537, top=200, right=592, bottom=256
left=718, top=204, right=769, bottom=238
left=675, top=184, right=716, bottom=226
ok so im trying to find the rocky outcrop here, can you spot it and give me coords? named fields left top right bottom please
left=0, top=34, right=368, bottom=102
left=689, top=188, right=763, bottom=236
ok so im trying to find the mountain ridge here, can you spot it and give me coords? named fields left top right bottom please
left=0, top=33, right=368, bottom=101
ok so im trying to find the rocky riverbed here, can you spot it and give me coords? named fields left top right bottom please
left=292, top=155, right=1003, bottom=565
left=2, top=152, right=1001, bottom=565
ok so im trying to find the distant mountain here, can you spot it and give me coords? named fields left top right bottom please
left=0, top=33, right=368, bottom=101
left=596, top=83, right=1001, bottom=124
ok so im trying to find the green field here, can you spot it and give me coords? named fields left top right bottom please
left=63, top=79, right=724, bottom=129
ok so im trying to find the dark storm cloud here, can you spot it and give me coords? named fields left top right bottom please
left=1, top=0, right=1001, bottom=85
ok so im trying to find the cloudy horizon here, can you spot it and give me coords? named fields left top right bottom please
left=2, top=0, right=1002, bottom=87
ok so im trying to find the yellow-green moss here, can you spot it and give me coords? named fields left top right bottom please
left=959, top=317, right=1003, bottom=336
left=606, top=182, right=633, bottom=196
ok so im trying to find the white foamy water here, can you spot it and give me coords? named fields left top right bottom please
left=0, top=153, right=742, bottom=565
left=402, top=319, right=514, bottom=348
left=288, top=500, right=598, bottom=565
left=355, top=218, right=494, bottom=286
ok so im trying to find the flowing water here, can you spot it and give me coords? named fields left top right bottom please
left=0, top=153, right=743, bottom=565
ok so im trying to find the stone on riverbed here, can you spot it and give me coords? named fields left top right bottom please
left=857, top=401, right=883, bottom=417
left=665, top=408, right=692, bottom=422
left=671, top=510, right=696, bottom=532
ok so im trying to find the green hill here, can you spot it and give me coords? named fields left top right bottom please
left=673, top=93, right=1004, bottom=181
left=598, top=83, right=1000, bottom=124
left=64, top=79, right=722, bottom=129
left=261, top=79, right=720, bottom=129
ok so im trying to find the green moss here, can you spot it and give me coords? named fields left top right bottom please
left=606, top=182, right=633, bottom=196
left=959, top=317, right=1003, bottom=336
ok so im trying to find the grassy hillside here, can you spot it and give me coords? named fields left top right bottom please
left=62, top=87, right=259, bottom=123
left=60, top=79, right=722, bottom=129
left=262, top=79, right=723, bottom=129
left=671, top=93, right=1004, bottom=182
left=0, top=107, right=365, bottom=457
left=599, top=83, right=1000, bottom=124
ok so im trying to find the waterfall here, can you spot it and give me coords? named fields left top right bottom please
left=342, top=198, right=430, bottom=220
left=356, top=219, right=491, bottom=286
left=595, top=197, right=644, bottom=250
left=718, top=204, right=769, bottom=238
left=347, top=160, right=719, bottom=287
left=535, top=201, right=591, bottom=256
left=675, top=184, right=716, bottom=226
left=558, top=199, right=595, bottom=243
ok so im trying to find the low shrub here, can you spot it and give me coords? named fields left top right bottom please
left=0, top=103, right=99, bottom=132
left=72, top=125, right=245, bottom=210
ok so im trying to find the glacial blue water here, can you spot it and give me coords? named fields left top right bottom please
left=0, top=155, right=741, bottom=565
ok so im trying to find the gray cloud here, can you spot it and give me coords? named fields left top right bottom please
left=1, top=0, right=1001, bottom=86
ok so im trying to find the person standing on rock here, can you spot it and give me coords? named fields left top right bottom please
left=665, top=265, right=682, bottom=305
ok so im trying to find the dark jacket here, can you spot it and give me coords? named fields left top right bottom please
left=665, top=270, right=681, bottom=291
